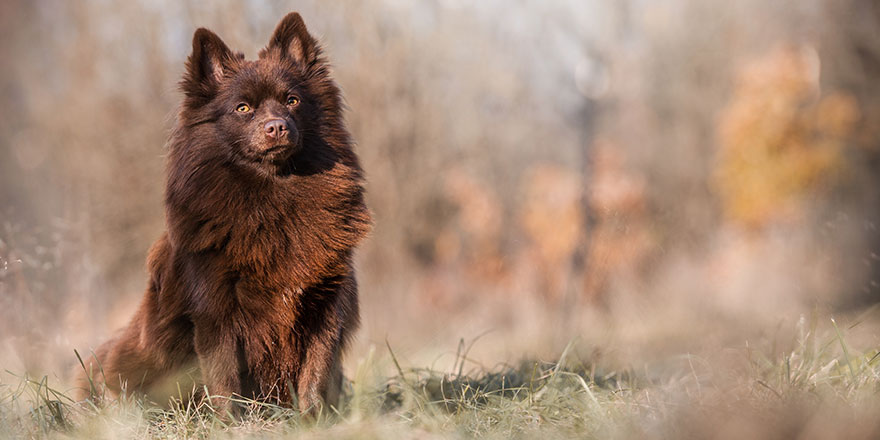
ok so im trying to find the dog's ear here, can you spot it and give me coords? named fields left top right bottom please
left=183, top=28, right=235, bottom=97
left=264, top=13, right=318, bottom=65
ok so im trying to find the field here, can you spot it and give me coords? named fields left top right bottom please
left=2, top=314, right=879, bottom=439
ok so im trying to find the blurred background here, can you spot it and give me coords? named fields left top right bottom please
left=1, top=0, right=879, bottom=379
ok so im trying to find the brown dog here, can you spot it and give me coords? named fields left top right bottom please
left=77, top=13, right=371, bottom=415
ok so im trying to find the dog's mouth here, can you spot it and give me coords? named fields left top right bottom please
left=263, top=144, right=290, bottom=155
left=244, top=142, right=300, bottom=170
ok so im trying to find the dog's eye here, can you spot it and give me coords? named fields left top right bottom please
left=235, top=103, right=251, bottom=113
left=286, top=96, right=300, bottom=107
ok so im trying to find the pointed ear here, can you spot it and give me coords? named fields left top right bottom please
left=183, top=28, right=234, bottom=94
left=265, top=13, right=318, bottom=64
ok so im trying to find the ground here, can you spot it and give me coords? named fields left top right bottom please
left=2, top=315, right=878, bottom=439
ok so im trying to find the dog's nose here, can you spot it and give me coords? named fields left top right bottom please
left=263, top=119, right=289, bottom=140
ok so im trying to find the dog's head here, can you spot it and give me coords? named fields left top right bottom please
left=178, top=13, right=339, bottom=174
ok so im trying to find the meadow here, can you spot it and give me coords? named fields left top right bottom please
left=2, top=312, right=879, bottom=439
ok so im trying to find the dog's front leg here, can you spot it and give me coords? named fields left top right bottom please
left=297, top=330, right=342, bottom=416
left=194, top=322, right=242, bottom=417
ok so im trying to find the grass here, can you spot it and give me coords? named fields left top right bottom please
left=1, top=315, right=879, bottom=439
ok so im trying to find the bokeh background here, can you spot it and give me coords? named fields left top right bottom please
left=1, top=0, right=879, bottom=381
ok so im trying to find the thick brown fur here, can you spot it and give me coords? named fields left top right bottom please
left=77, top=13, right=371, bottom=415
